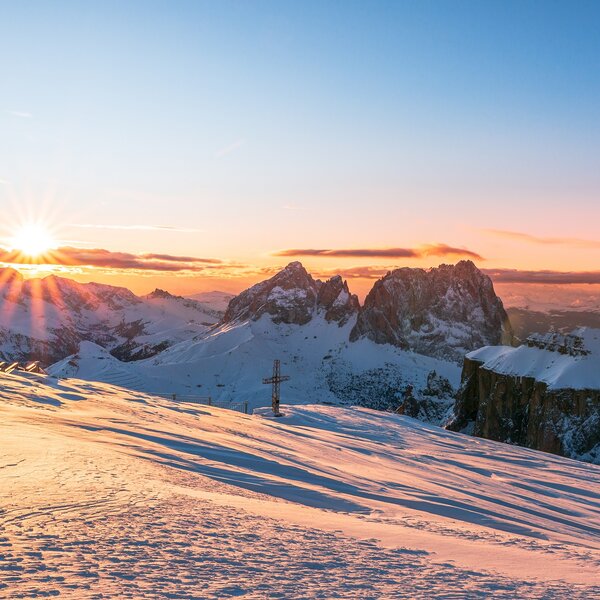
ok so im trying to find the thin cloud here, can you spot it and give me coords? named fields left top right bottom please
left=484, top=229, right=600, bottom=249
left=314, top=266, right=392, bottom=280
left=6, top=110, right=32, bottom=118
left=274, top=244, right=483, bottom=260
left=484, top=268, right=600, bottom=285
left=70, top=224, right=204, bottom=233
left=215, top=138, right=246, bottom=158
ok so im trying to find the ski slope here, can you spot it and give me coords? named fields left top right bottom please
left=1, top=371, right=599, bottom=598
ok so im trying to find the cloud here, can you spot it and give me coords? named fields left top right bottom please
left=314, top=266, right=392, bottom=280
left=70, top=224, right=203, bottom=233
left=274, top=244, right=483, bottom=260
left=141, top=253, right=221, bottom=264
left=6, top=110, right=32, bottom=118
left=484, top=229, right=600, bottom=249
left=484, top=268, right=600, bottom=285
left=0, top=246, right=223, bottom=272
left=215, top=138, right=246, bottom=158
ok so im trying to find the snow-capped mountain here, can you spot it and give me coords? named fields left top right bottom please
left=0, top=268, right=225, bottom=364
left=450, top=328, right=600, bottom=463
left=223, top=261, right=359, bottom=326
left=351, top=260, right=513, bottom=363
left=49, top=261, right=511, bottom=421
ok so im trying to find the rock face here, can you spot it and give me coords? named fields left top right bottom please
left=350, top=260, right=513, bottom=362
left=223, top=262, right=359, bottom=326
left=449, top=330, right=600, bottom=463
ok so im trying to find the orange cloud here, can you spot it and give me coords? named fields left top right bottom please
left=274, top=244, right=483, bottom=260
left=0, top=246, right=223, bottom=272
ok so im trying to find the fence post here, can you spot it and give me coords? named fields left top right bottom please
left=244, top=401, right=248, bottom=414
left=207, top=397, right=212, bottom=406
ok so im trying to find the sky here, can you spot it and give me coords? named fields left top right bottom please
left=1, top=0, right=600, bottom=301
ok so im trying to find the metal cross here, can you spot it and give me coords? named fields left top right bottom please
left=262, top=359, right=290, bottom=416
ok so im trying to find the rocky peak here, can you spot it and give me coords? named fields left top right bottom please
left=223, top=262, right=359, bottom=325
left=223, top=262, right=319, bottom=325
left=317, top=275, right=360, bottom=325
left=350, top=261, right=513, bottom=362
left=146, top=288, right=180, bottom=300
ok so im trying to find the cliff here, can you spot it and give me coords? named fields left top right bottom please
left=449, top=329, right=600, bottom=463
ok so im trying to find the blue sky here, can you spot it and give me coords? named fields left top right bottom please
left=1, top=1, right=599, bottom=294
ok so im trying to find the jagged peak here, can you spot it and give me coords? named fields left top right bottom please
left=146, top=288, right=180, bottom=300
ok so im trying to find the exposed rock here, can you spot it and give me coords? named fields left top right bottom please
left=317, top=275, right=360, bottom=325
left=223, top=262, right=359, bottom=326
left=396, top=372, right=455, bottom=425
left=146, top=288, right=180, bottom=300
left=449, top=329, right=600, bottom=463
left=351, top=260, right=513, bottom=362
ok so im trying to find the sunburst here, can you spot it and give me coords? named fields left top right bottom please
left=9, top=222, right=57, bottom=258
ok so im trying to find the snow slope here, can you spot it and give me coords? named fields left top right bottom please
left=49, top=315, right=461, bottom=416
left=468, top=328, right=600, bottom=390
left=1, top=372, right=598, bottom=598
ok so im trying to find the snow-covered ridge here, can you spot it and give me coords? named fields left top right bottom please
left=467, top=328, right=600, bottom=390
left=0, top=268, right=227, bottom=364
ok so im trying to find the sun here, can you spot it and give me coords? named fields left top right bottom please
left=10, top=223, right=56, bottom=257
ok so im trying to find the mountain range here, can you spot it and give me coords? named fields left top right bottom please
left=3, top=261, right=599, bottom=462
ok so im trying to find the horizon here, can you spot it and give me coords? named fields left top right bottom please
left=4, top=257, right=600, bottom=312
left=1, top=1, right=600, bottom=309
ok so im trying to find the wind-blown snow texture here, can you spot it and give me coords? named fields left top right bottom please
left=1, top=372, right=598, bottom=598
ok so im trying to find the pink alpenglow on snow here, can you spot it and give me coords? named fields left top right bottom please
left=0, top=371, right=599, bottom=597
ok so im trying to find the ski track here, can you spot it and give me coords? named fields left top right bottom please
left=1, top=372, right=599, bottom=598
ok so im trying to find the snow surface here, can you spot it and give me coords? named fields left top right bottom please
left=1, top=372, right=598, bottom=597
left=468, top=328, right=600, bottom=390
left=49, top=315, right=461, bottom=411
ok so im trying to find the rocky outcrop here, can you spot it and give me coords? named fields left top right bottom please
left=350, top=260, right=513, bottom=362
left=395, top=371, right=455, bottom=425
left=449, top=331, right=600, bottom=463
left=223, top=262, right=359, bottom=326
left=317, top=275, right=360, bottom=325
